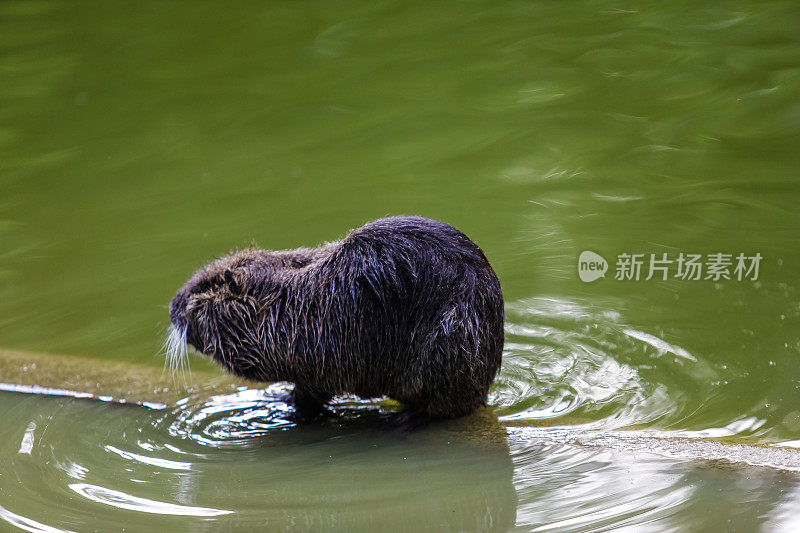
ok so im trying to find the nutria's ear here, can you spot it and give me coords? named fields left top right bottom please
left=224, top=268, right=238, bottom=292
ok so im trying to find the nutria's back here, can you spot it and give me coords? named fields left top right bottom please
left=169, top=216, right=504, bottom=419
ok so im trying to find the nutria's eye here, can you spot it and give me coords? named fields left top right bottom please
left=224, top=268, right=238, bottom=292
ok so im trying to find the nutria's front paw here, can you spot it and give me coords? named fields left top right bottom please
left=282, top=387, right=332, bottom=423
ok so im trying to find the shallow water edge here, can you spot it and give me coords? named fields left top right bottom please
left=3, top=347, right=800, bottom=475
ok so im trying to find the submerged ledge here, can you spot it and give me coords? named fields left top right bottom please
left=0, top=348, right=249, bottom=406
left=0, top=382, right=169, bottom=410
left=508, top=427, right=800, bottom=475
left=2, top=347, right=800, bottom=474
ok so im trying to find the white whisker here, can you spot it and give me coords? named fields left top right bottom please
left=163, top=325, right=190, bottom=386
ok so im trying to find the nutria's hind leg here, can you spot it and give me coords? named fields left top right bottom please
left=286, top=385, right=332, bottom=423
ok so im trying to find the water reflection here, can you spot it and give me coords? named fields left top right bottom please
left=3, top=384, right=800, bottom=531
left=511, top=438, right=799, bottom=532
left=69, top=483, right=232, bottom=516
left=0, top=389, right=517, bottom=531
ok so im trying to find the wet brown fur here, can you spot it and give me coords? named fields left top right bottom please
left=169, top=216, right=504, bottom=419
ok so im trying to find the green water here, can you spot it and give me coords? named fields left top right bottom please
left=2, top=0, right=800, bottom=530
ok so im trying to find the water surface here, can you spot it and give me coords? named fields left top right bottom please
left=1, top=0, right=799, bottom=530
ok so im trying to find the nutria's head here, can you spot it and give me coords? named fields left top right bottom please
left=167, top=249, right=282, bottom=380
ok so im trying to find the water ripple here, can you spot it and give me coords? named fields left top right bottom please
left=68, top=483, right=232, bottom=516
left=493, top=297, right=678, bottom=429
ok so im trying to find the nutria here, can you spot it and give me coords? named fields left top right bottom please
left=167, top=216, right=504, bottom=420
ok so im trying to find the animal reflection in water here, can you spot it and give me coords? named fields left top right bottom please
left=158, top=386, right=518, bottom=531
